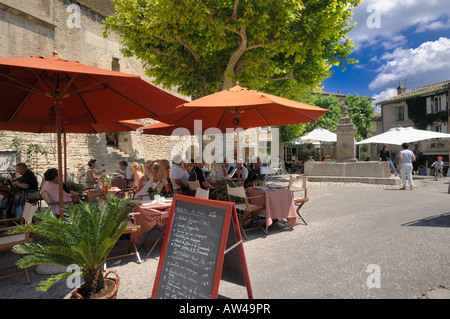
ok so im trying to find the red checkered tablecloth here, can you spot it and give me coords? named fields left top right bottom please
left=247, top=187, right=298, bottom=230
left=133, top=202, right=172, bottom=245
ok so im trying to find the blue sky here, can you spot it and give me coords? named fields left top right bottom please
left=320, top=0, right=450, bottom=111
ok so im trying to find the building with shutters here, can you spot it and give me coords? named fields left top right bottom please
left=377, top=80, right=450, bottom=171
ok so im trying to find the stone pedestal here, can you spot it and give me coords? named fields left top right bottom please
left=335, top=105, right=357, bottom=162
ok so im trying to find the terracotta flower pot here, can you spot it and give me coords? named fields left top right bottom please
left=70, top=271, right=120, bottom=299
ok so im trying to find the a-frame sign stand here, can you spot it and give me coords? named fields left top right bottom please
left=151, top=195, right=253, bottom=299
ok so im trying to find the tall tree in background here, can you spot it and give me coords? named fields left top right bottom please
left=282, top=94, right=377, bottom=143
left=105, top=0, right=360, bottom=99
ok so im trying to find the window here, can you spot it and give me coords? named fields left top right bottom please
left=434, top=97, right=441, bottom=113
left=396, top=106, right=404, bottom=122
left=111, top=58, right=120, bottom=72
left=391, top=105, right=408, bottom=122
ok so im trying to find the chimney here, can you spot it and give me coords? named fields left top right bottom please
left=397, top=85, right=406, bottom=95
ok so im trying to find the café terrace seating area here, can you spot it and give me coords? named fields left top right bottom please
left=0, top=159, right=308, bottom=284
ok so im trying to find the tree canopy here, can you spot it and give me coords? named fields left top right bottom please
left=105, top=0, right=360, bottom=99
left=281, top=94, right=377, bottom=142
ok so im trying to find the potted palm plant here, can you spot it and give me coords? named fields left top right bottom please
left=8, top=194, right=135, bottom=299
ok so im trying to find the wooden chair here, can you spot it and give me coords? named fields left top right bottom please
left=226, top=185, right=266, bottom=239
left=195, top=187, right=209, bottom=199
left=0, top=187, right=14, bottom=219
left=105, top=212, right=142, bottom=265
left=287, top=175, right=309, bottom=225
left=111, top=177, right=127, bottom=190
left=41, top=190, right=73, bottom=216
left=85, top=188, right=107, bottom=202
left=0, top=202, right=38, bottom=284
left=170, top=178, right=182, bottom=195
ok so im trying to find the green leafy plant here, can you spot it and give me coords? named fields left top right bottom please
left=64, top=181, right=85, bottom=194
left=213, top=179, right=239, bottom=202
left=8, top=137, right=48, bottom=173
left=8, top=195, right=135, bottom=298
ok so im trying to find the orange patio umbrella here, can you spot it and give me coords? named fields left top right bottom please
left=0, top=52, right=187, bottom=216
left=0, top=119, right=144, bottom=134
left=158, top=83, right=329, bottom=180
left=159, top=84, right=328, bottom=129
left=142, top=122, right=196, bottom=136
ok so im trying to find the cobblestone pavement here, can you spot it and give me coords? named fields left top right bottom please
left=1, top=175, right=449, bottom=299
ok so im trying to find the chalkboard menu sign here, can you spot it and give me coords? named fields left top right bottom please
left=151, top=195, right=252, bottom=299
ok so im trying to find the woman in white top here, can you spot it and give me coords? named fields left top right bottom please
left=399, top=142, right=415, bottom=190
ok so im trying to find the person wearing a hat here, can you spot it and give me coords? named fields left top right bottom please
left=169, top=155, right=190, bottom=195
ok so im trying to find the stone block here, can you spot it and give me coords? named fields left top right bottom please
left=304, top=161, right=390, bottom=178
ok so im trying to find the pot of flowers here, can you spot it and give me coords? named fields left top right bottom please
left=8, top=195, right=134, bottom=299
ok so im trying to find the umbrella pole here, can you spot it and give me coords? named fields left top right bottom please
left=54, top=74, right=64, bottom=219
left=319, top=142, right=322, bottom=160
left=64, top=131, right=67, bottom=183
left=237, top=130, right=241, bottom=184
left=56, top=104, right=64, bottom=218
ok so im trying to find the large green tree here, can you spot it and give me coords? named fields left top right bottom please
left=105, top=0, right=360, bottom=99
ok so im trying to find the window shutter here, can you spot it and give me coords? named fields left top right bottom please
left=426, top=97, right=432, bottom=114
left=404, top=105, right=408, bottom=121
left=441, top=94, right=447, bottom=111
left=391, top=107, right=396, bottom=122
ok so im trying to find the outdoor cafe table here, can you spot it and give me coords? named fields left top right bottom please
left=247, top=186, right=298, bottom=231
left=133, top=199, right=172, bottom=246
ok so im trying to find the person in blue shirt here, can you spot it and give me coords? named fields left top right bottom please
left=431, top=156, right=444, bottom=179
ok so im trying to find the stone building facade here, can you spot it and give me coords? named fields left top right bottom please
left=0, top=0, right=186, bottom=180
left=377, top=81, right=450, bottom=169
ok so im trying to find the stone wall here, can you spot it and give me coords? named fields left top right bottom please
left=0, top=0, right=186, bottom=180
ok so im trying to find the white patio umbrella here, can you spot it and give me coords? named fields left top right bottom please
left=291, top=128, right=337, bottom=144
left=356, top=127, right=450, bottom=145
left=291, top=128, right=337, bottom=159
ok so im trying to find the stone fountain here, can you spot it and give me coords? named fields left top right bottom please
left=304, top=105, right=399, bottom=185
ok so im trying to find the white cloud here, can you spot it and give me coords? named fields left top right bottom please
left=371, top=88, right=397, bottom=105
left=349, top=0, right=450, bottom=50
left=369, top=37, right=450, bottom=90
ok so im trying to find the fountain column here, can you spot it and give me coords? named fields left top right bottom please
left=335, top=105, right=357, bottom=162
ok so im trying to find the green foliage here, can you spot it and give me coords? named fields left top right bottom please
left=64, top=181, right=85, bottom=194
left=9, top=137, right=48, bottom=161
left=282, top=93, right=377, bottom=142
left=105, top=0, right=360, bottom=98
left=213, top=178, right=239, bottom=202
left=345, top=94, right=377, bottom=141
left=303, top=94, right=344, bottom=133
left=407, top=96, right=448, bottom=130
left=280, top=123, right=307, bottom=144
left=8, top=195, right=135, bottom=296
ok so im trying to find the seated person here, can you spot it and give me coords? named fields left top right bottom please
left=41, top=168, right=78, bottom=215
left=85, top=159, right=106, bottom=187
left=169, top=155, right=190, bottom=195
left=243, top=156, right=264, bottom=188
left=189, top=157, right=215, bottom=192
left=220, top=158, right=236, bottom=179
left=130, top=162, right=146, bottom=194
left=11, top=162, right=39, bottom=217
left=11, top=162, right=38, bottom=193
left=115, top=160, right=133, bottom=188
left=233, top=160, right=248, bottom=180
